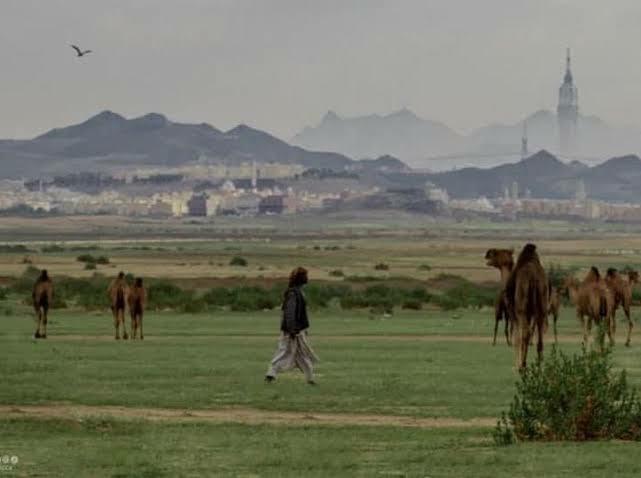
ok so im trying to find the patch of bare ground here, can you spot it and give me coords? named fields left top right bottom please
left=40, top=334, right=586, bottom=344
left=0, top=404, right=495, bottom=429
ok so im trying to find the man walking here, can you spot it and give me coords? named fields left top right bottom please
left=265, top=267, right=318, bottom=384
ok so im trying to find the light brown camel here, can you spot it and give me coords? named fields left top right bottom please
left=505, top=244, right=549, bottom=369
left=547, top=284, right=561, bottom=344
left=128, top=278, right=147, bottom=340
left=32, top=270, right=53, bottom=339
left=484, top=248, right=515, bottom=346
left=108, top=272, right=129, bottom=340
left=563, top=267, right=614, bottom=349
left=605, top=268, right=637, bottom=347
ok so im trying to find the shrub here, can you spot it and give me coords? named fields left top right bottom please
left=95, top=256, right=110, bottom=265
left=21, top=256, right=33, bottom=264
left=84, top=263, right=97, bottom=270
left=329, top=270, right=345, bottom=277
left=181, top=299, right=207, bottom=314
left=495, top=348, right=641, bottom=444
left=418, top=264, right=432, bottom=271
left=41, top=244, right=65, bottom=253
left=402, top=300, right=422, bottom=310
left=0, top=244, right=33, bottom=253
left=547, top=264, right=578, bottom=290
left=147, top=281, right=194, bottom=310
left=374, top=263, right=390, bottom=271
left=432, top=280, right=497, bottom=310
left=77, top=254, right=95, bottom=263
left=0, top=287, right=7, bottom=300
left=229, top=256, right=248, bottom=267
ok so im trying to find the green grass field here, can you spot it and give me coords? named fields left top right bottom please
left=2, top=307, right=641, bottom=477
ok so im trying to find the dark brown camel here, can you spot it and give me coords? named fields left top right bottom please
left=128, top=278, right=147, bottom=340
left=505, top=244, right=549, bottom=369
left=605, top=268, right=637, bottom=347
left=485, top=248, right=515, bottom=346
left=108, top=272, right=129, bottom=340
left=32, top=270, right=53, bottom=339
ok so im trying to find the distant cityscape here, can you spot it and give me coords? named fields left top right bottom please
left=2, top=49, right=641, bottom=223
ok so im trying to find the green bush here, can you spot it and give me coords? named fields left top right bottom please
left=495, top=348, right=641, bottom=443
left=229, top=256, right=248, bottom=267
left=76, top=254, right=110, bottom=265
left=547, top=264, right=578, bottom=290
left=329, top=270, right=345, bottom=277
left=374, top=263, right=390, bottom=271
left=402, top=300, right=422, bottom=310
left=432, top=280, right=497, bottom=310
left=84, top=263, right=97, bottom=270
left=95, top=256, right=110, bottom=265
left=0, top=287, right=7, bottom=300
left=147, top=281, right=194, bottom=310
left=41, top=244, right=66, bottom=253
left=418, top=264, right=432, bottom=271
left=0, top=244, right=33, bottom=253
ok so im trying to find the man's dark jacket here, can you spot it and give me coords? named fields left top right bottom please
left=280, top=287, right=309, bottom=335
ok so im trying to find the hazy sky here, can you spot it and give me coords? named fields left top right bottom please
left=2, top=0, right=641, bottom=140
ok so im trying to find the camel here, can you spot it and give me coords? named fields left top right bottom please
left=505, top=244, right=549, bottom=369
left=108, top=272, right=129, bottom=340
left=128, top=278, right=147, bottom=340
left=484, top=248, right=515, bottom=346
left=32, top=270, right=53, bottom=339
left=563, top=267, right=614, bottom=350
left=547, top=285, right=561, bottom=344
left=605, top=268, right=637, bottom=347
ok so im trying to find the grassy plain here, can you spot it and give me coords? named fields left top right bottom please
left=3, top=217, right=641, bottom=476
left=2, top=309, right=641, bottom=476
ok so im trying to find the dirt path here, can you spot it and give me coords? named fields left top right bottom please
left=0, top=404, right=495, bottom=429
left=32, top=333, right=586, bottom=344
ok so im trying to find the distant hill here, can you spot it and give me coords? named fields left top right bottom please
left=293, top=109, right=462, bottom=165
left=293, top=109, right=641, bottom=170
left=0, top=111, right=353, bottom=179
left=420, top=150, right=641, bottom=202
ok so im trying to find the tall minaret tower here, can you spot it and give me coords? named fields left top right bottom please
left=521, top=121, right=529, bottom=160
left=557, top=48, right=579, bottom=155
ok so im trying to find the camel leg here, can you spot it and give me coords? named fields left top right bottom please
left=34, top=307, right=42, bottom=338
left=624, top=303, right=633, bottom=347
left=585, top=317, right=593, bottom=350
left=139, top=315, right=144, bottom=341
left=503, top=317, right=511, bottom=346
left=537, top=318, right=544, bottom=363
left=113, top=309, right=120, bottom=339
left=553, top=312, right=558, bottom=345
left=580, top=313, right=589, bottom=347
left=120, top=310, right=129, bottom=340
left=41, top=309, right=48, bottom=339
left=520, top=320, right=530, bottom=370
left=493, top=317, right=499, bottom=346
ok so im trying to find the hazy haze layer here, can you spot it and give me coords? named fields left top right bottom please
left=2, top=0, right=640, bottom=140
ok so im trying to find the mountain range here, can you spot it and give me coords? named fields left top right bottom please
left=293, top=109, right=641, bottom=170
left=0, top=111, right=353, bottom=179
left=384, top=150, right=641, bottom=203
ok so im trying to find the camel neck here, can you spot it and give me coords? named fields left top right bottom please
left=498, top=266, right=512, bottom=284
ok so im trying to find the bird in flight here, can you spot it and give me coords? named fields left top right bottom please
left=70, top=45, right=92, bottom=57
